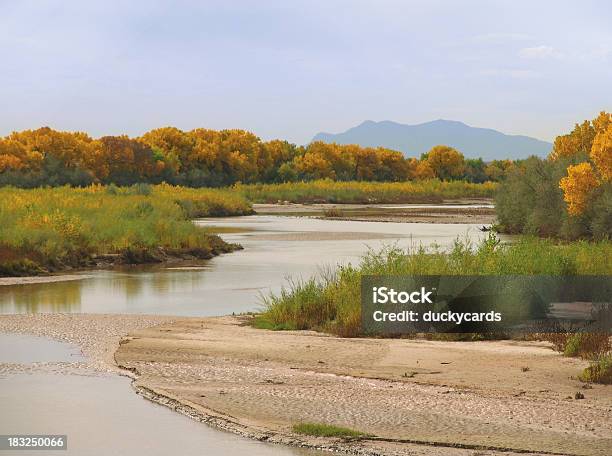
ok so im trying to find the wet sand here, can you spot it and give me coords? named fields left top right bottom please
left=0, top=313, right=174, bottom=374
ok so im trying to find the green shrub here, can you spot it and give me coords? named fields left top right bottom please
left=496, top=155, right=612, bottom=240
left=579, top=355, right=612, bottom=384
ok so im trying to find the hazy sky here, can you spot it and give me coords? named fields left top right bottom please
left=1, top=0, right=610, bottom=144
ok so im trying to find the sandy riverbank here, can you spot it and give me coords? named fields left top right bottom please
left=2, top=313, right=610, bottom=456
left=253, top=202, right=496, bottom=224
left=115, top=315, right=611, bottom=456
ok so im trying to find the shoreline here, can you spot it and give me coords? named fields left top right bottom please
left=0, top=274, right=94, bottom=287
left=0, top=244, right=241, bottom=284
left=254, top=200, right=496, bottom=225
left=2, top=313, right=611, bottom=455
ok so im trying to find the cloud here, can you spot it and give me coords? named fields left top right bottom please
left=519, top=45, right=563, bottom=59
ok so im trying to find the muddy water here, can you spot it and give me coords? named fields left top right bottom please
left=0, top=215, right=488, bottom=315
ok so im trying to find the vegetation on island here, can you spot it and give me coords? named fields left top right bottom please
left=254, top=236, right=611, bottom=337
left=235, top=179, right=496, bottom=204
left=0, top=184, right=252, bottom=276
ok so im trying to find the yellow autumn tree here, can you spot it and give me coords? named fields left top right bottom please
left=423, top=145, right=465, bottom=180
left=559, top=162, right=599, bottom=215
left=412, top=159, right=435, bottom=180
left=549, top=111, right=610, bottom=160
left=590, top=123, right=611, bottom=181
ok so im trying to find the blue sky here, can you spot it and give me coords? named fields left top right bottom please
left=1, top=0, right=610, bottom=143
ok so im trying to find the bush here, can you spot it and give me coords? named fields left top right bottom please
left=563, top=332, right=610, bottom=359
left=496, top=155, right=612, bottom=240
left=579, top=355, right=612, bottom=384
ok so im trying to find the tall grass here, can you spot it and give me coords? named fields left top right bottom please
left=236, top=179, right=496, bottom=204
left=0, top=184, right=253, bottom=276
left=254, top=236, right=612, bottom=337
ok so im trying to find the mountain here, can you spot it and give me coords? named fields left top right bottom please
left=312, top=119, right=552, bottom=160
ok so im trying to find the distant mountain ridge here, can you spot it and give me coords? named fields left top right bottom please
left=312, top=119, right=552, bottom=160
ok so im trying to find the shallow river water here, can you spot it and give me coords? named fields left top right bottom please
left=0, top=335, right=320, bottom=456
left=0, top=215, right=488, bottom=315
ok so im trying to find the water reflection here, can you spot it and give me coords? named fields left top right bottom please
left=0, top=215, right=491, bottom=316
left=0, top=280, right=83, bottom=313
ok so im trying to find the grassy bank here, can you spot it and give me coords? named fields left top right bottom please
left=0, top=184, right=253, bottom=276
left=254, top=236, right=611, bottom=337
left=236, top=179, right=496, bottom=204
left=254, top=236, right=611, bottom=382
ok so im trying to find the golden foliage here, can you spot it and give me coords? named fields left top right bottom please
left=423, top=145, right=465, bottom=180
left=0, top=126, right=503, bottom=186
left=559, top=162, right=599, bottom=215
left=549, top=111, right=610, bottom=160
left=590, top=123, right=612, bottom=181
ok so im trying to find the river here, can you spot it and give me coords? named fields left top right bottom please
left=0, top=211, right=490, bottom=455
left=0, top=215, right=488, bottom=315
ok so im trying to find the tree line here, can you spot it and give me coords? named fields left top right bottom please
left=0, top=126, right=518, bottom=187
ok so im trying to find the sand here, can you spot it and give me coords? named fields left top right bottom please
left=253, top=202, right=496, bottom=224
left=115, top=316, right=612, bottom=456
left=2, top=313, right=610, bottom=456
